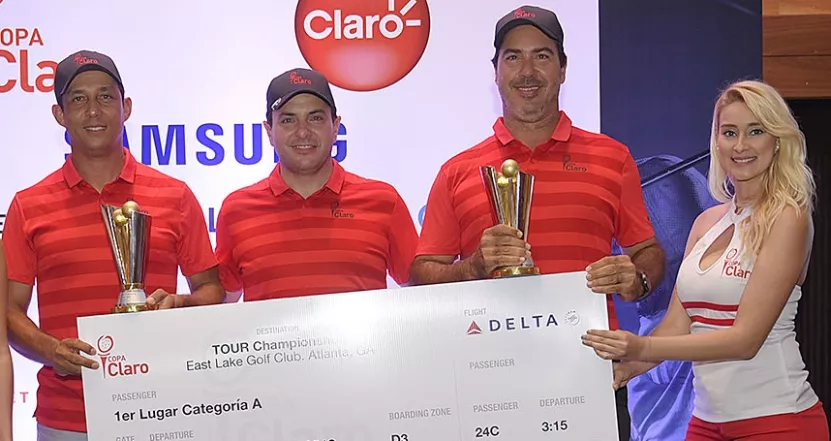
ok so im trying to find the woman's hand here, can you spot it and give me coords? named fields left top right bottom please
left=581, top=329, right=650, bottom=361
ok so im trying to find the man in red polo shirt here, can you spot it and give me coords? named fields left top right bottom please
left=214, top=68, right=418, bottom=302
left=409, top=6, right=666, bottom=441
left=2, top=50, right=224, bottom=440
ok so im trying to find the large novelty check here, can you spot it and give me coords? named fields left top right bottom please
left=78, top=272, right=619, bottom=441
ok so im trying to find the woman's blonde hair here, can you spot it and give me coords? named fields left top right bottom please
left=707, top=80, right=816, bottom=260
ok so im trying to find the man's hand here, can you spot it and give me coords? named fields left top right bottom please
left=585, top=255, right=642, bottom=301
left=471, top=224, right=531, bottom=278
left=146, top=289, right=177, bottom=309
left=51, top=338, right=99, bottom=376
left=612, top=360, right=651, bottom=390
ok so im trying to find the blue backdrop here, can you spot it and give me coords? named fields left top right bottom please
left=598, top=1, right=762, bottom=440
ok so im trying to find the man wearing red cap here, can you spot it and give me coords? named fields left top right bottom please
left=409, top=6, right=667, bottom=440
left=213, top=68, right=418, bottom=302
left=2, top=50, right=224, bottom=440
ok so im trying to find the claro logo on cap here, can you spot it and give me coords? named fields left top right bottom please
left=73, top=53, right=99, bottom=65
left=514, top=8, right=536, bottom=18
left=295, top=0, right=431, bottom=92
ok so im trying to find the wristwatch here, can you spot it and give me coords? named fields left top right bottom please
left=636, top=271, right=651, bottom=299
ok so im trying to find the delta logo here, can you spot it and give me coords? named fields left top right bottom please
left=96, top=335, right=151, bottom=379
left=295, top=0, right=431, bottom=92
left=467, top=313, right=559, bottom=336
left=0, top=27, right=57, bottom=93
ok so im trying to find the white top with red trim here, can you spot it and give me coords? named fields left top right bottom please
left=675, top=202, right=818, bottom=423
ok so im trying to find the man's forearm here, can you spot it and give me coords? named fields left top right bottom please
left=8, top=309, right=58, bottom=366
left=176, top=282, right=225, bottom=308
left=410, top=257, right=481, bottom=285
left=0, top=348, right=13, bottom=441
left=631, top=243, right=666, bottom=293
left=625, top=359, right=661, bottom=379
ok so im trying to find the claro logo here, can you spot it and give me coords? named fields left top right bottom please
left=0, top=27, right=57, bottom=93
left=295, top=0, right=431, bottom=92
left=96, top=335, right=151, bottom=379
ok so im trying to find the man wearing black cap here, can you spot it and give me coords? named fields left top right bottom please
left=410, top=6, right=666, bottom=441
left=213, top=67, right=418, bottom=303
left=2, top=49, right=224, bottom=440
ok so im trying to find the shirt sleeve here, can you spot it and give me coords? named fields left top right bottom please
left=177, top=185, right=219, bottom=277
left=415, top=168, right=462, bottom=257
left=386, top=191, right=419, bottom=286
left=213, top=198, right=243, bottom=292
left=1, top=197, right=36, bottom=285
left=615, top=153, right=656, bottom=248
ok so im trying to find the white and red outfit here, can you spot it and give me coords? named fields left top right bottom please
left=675, top=202, right=828, bottom=440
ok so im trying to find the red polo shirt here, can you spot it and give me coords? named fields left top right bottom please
left=417, top=112, right=655, bottom=330
left=215, top=159, right=418, bottom=301
left=1, top=148, right=218, bottom=433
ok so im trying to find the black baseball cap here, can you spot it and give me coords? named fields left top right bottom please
left=54, top=50, right=125, bottom=104
left=493, top=5, right=565, bottom=56
left=266, top=68, right=337, bottom=121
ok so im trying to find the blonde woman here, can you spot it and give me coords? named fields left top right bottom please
left=581, top=80, right=829, bottom=440
left=0, top=242, right=13, bottom=441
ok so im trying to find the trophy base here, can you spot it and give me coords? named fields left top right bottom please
left=112, top=303, right=158, bottom=314
left=491, top=266, right=541, bottom=278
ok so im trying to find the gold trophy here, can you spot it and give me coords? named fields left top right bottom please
left=480, top=159, right=540, bottom=278
left=101, top=201, right=157, bottom=313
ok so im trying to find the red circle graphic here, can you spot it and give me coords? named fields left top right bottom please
left=295, top=0, right=431, bottom=92
left=97, top=335, right=114, bottom=354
